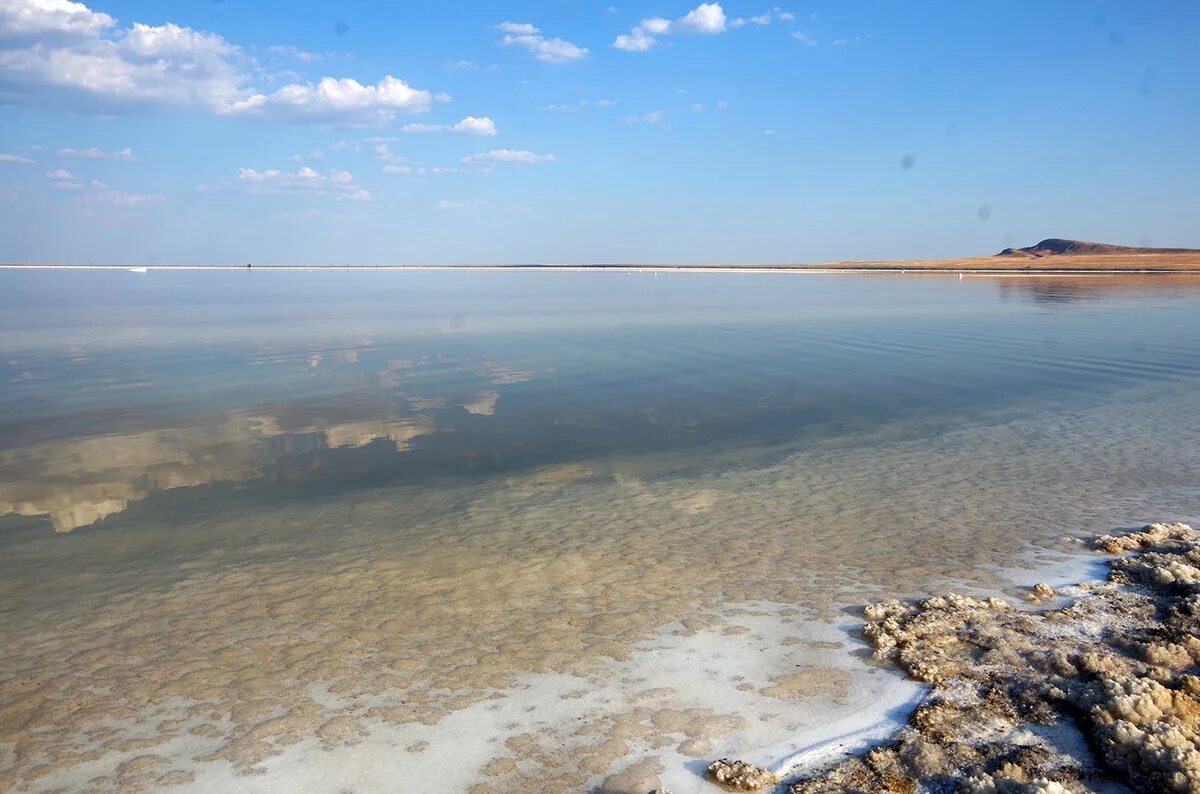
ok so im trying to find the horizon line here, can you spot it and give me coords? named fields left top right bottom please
left=5, top=262, right=1200, bottom=276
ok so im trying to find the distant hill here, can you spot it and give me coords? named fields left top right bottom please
left=997, top=238, right=1200, bottom=257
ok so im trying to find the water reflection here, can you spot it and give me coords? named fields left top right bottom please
left=994, top=274, right=1200, bottom=304
left=0, top=399, right=436, bottom=531
left=0, top=343, right=537, bottom=532
left=7, top=271, right=1200, bottom=537
left=5, top=272, right=1200, bottom=535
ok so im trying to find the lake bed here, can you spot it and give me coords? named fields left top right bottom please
left=2, top=270, right=1198, bottom=792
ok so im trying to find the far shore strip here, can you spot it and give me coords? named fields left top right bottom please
left=4, top=251, right=1200, bottom=275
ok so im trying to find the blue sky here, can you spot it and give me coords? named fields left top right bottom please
left=0, top=0, right=1197, bottom=265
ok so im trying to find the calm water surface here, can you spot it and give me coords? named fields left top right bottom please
left=2, top=270, right=1198, bottom=792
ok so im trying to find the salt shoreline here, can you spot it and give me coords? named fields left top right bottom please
left=689, top=539, right=1112, bottom=792
left=3, top=525, right=1187, bottom=794
left=5, top=601, right=925, bottom=794
left=706, top=522, right=1200, bottom=794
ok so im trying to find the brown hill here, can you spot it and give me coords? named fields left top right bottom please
left=997, top=238, right=1200, bottom=258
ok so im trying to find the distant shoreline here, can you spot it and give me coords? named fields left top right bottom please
left=4, top=263, right=1200, bottom=275
left=5, top=250, right=1200, bottom=274
left=9, top=239, right=1200, bottom=274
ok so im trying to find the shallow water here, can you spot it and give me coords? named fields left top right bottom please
left=1, top=270, right=1198, bottom=792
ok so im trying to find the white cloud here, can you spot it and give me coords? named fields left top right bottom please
left=0, top=19, right=248, bottom=111
left=613, top=28, right=656, bottom=52
left=402, top=115, right=496, bottom=136
left=80, top=187, right=160, bottom=206
left=382, top=163, right=457, bottom=175
left=616, top=4, right=792, bottom=50
left=277, top=207, right=336, bottom=221
left=495, top=21, right=538, bottom=35
left=0, top=152, right=34, bottom=163
left=370, top=142, right=405, bottom=164
left=743, top=8, right=794, bottom=26
left=434, top=199, right=483, bottom=211
left=613, top=3, right=727, bottom=51
left=675, top=3, right=726, bottom=33
left=496, top=21, right=587, bottom=63
left=461, top=149, right=554, bottom=166
left=54, top=177, right=159, bottom=205
left=0, top=0, right=114, bottom=39
left=452, top=116, right=497, bottom=136
left=445, top=58, right=497, bottom=72
left=791, top=30, right=816, bottom=46
left=0, top=0, right=452, bottom=126
left=288, top=149, right=325, bottom=162
left=546, top=98, right=618, bottom=111
left=57, top=146, right=136, bottom=160
left=626, top=101, right=714, bottom=125
left=222, top=76, right=437, bottom=125
left=265, top=44, right=323, bottom=62
left=232, top=166, right=370, bottom=200
left=626, top=110, right=666, bottom=124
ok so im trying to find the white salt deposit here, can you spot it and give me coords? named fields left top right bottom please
left=10, top=602, right=922, bottom=794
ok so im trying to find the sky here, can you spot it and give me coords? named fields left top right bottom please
left=0, top=0, right=1197, bottom=265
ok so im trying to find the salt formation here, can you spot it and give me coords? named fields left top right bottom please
left=707, top=758, right=777, bottom=790
left=1031, top=582, right=1055, bottom=600
left=778, top=522, right=1200, bottom=793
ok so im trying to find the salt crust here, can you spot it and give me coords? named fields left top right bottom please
left=709, top=522, right=1200, bottom=794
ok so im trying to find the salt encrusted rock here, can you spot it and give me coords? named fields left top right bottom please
left=962, top=774, right=1073, bottom=794
left=706, top=758, right=776, bottom=790
left=1096, top=521, right=1196, bottom=554
left=1032, top=582, right=1055, bottom=599
left=788, top=522, right=1200, bottom=794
